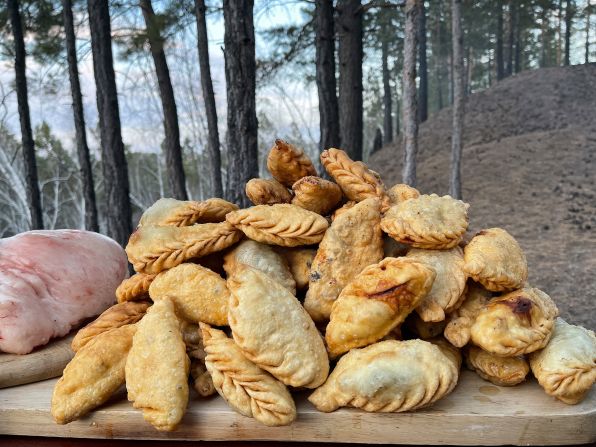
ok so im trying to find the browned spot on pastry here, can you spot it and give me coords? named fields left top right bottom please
left=502, top=296, right=533, bottom=322
left=367, top=283, right=411, bottom=312
left=476, top=230, right=489, bottom=236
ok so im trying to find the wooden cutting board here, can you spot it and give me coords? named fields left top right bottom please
left=0, top=370, right=594, bottom=445
left=0, top=335, right=74, bottom=389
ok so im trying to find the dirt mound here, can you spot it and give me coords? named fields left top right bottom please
left=370, top=64, right=596, bottom=329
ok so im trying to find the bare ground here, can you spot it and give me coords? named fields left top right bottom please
left=369, top=64, right=596, bottom=329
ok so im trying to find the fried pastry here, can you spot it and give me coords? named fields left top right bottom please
left=51, top=324, right=137, bottom=424
left=331, top=200, right=357, bottom=221
left=387, top=183, right=420, bottom=205
left=227, top=265, right=329, bottom=388
left=226, top=204, right=328, bottom=247
left=267, top=139, right=317, bottom=187
left=463, top=228, right=528, bottom=292
left=529, top=318, right=596, bottom=404
left=470, top=287, right=558, bottom=357
left=406, top=247, right=467, bottom=322
left=309, top=339, right=459, bottom=413
left=404, top=313, right=447, bottom=340
left=116, top=273, right=156, bottom=303
left=190, top=359, right=215, bottom=397
left=325, top=257, right=436, bottom=357
left=304, top=198, right=383, bottom=322
left=126, top=221, right=241, bottom=274
left=291, top=176, right=343, bottom=215
left=139, top=197, right=238, bottom=227
left=466, top=346, right=529, bottom=386
left=245, top=178, right=292, bottom=205
left=224, top=239, right=296, bottom=294
left=276, top=247, right=316, bottom=291
left=444, top=281, right=493, bottom=348
left=149, top=263, right=230, bottom=326
left=71, top=301, right=150, bottom=352
left=180, top=321, right=205, bottom=360
left=381, top=194, right=469, bottom=249
left=321, top=148, right=390, bottom=210
left=201, top=323, right=296, bottom=426
left=125, top=297, right=189, bottom=431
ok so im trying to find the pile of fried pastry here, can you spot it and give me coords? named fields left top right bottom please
left=51, top=140, right=596, bottom=432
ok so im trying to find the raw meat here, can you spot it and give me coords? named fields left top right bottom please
left=0, top=230, right=128, bottom=354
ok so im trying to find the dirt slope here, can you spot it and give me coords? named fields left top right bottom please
left=369, top=64, right=596, bottom=329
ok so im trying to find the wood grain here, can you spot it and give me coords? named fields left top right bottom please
left=0, top=335, right=74, bottom=389
left=0, top=371, right=593, bottom=445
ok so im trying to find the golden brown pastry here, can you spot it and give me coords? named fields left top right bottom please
left=138, top=197, right=238, bottom=227
left=406, top=247, right=467, bottom=322
left=227, top=265, right=329, bottom=388
left=245, top=178, right=292, bottom=205
left=529, top=318, right=596, bottom=404
left=309, top=339, right=460, bottom=413
left=200, top=323, right=296, bottom=426
left=325, top=257, right=436, bottom=357
left=463, top=228, right=528, bottom=292
left=304, top=198, right=383, bottom=322
left=470, top=287, right=558, bottom=357
left=149, top=263, right=230, bottom=326
left=444, top=281, right=493, bottom=348
left=387, top=183, right=420, bottom=204
left=226, top=204, right=328, bottom=247
left=115, top=273, right=156, bottom=303
left=321, top=148, right=390, bottom=210
left=275, top=247, right=317, bottom=291
left=381, top=194, right=469, bottom=249
left=331, top=200, right=357, bottom=221
left=429, top=337, right=463, bottom=369
left=125, top=297, right=189, bottom=432
left=266, top=139, right=317, bottom=187
left=126, top=221, right=241, bottom=274
left=291, top=176, right=343, bottom=215
left=404, top=313, right=447, bottom=340
left=51, top=324, right=137, bottom=424
left=190, top=359, right=215, bottom=397
left=224, top=239, right=296, bottom=294
left=71, top=301, right=149, bottom=352
left=465, top=346, right=529, bottom=386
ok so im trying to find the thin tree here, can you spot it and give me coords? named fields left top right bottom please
left=514, top=1, right=521, bottom=73
left=140, top=0, right=187, bottom=200
left=194, top=0, right=223, bottom=198
left=7, top=0, right=43, bottom=230
left=496, top=0, right=504, bottom=80
left=62, top=0, right=98, bottom=232
left=586, top=2, right=591, bottom=64
left=450, top=0, right=464, bottom=200
left=223, top=0, right=258, bottom=207
left=381, top=16, right=393, bottom=144
left=402, top=0, right=419, bottom=186
left=315, top=0, right=340, bottom=152
left=337, top=0, right=364, bottom=161
left=88, top=0, right=132, bottom=246
left=418, top=0, right=428, bottom=123
left=564, top=0, right=574, bottom=65
left=505, top=0, right=515, bottom=77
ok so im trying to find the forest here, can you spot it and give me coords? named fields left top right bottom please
left=0, top=0, right=594, bottom=246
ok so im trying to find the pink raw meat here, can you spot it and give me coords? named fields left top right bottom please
left=0, top=230, right=128, bottom=354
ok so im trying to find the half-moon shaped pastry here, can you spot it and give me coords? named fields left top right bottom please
left=245, top=178, right=292, bottom=205
left=291, top=176, right=343, bottom=215
left=470, top=287, right=558, bottom=357
left=267, top=139, right=317, bottom=187
left=466, top=346, right=529, bottom=386
left=463, top=228, right=528, bottom=292
left=227, top=265, right=329, bottom=388
left=387, top=183, right=420, bottom=205
left=325, top=257, right=435, bottom=357
left=138, top=197, right=238, bottom=227
left=116, top=273, right=156, bottom=303
left=200, top=323, right=296, bottom=426
left=226, top=204, right=328, bottom=247
left=381, top=194, right=469, bottom=249
left=276, top=247, right=317, bottom=291
left=529, top=318, right=596, bottom=404
left=308, top=339, right=459, bottom=413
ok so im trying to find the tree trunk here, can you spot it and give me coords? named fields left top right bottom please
left=557, top=0, right=563, bottom=65
left=450, top=0, right=464, bottom=200
left=337, top=0, right=364, bottom=161
left=540, top=7, right=548, bottom=67
left=434, top=0, right=444, bottom=110
left=564, top=0, right=574, bottom=66
left=371, top=127, right=383, bottom=154
left=88, top=0, right=132, bottom=246
left=505, top=0, right=514, bottom=76
left=401, top=0, right=419, bottom=187
left=496, top=0, right=504, bottom=80
left=7, top=0, right=43, bottom=230
left=418, top=0, right=428, bottom=123
left=381, top=22, right=393, bottom=145
left=62, top=0, right=98, bottom=232
left=194, top=0, right=223, bottom=198
left=514, top=1, right=521, bottom=73
left=586, top=4, right=591, bottom=64
left=140, top=0, right=187, bottom=200
left=223, top=0, right=258, bottom=207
